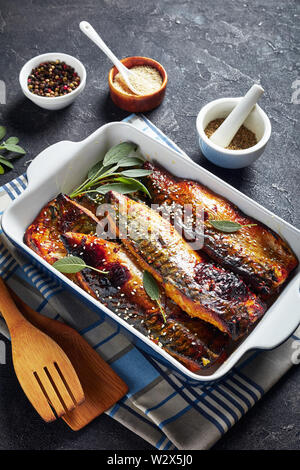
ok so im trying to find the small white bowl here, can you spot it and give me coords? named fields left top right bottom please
left=196, top=97, right=271, bottom=169
left=19, top=52, right=86, bottom=110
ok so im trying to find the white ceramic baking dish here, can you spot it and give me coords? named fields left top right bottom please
left=2, top=122, right=300, bottom=384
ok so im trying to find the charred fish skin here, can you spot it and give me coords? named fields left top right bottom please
left=24, top=194, right=99, bottom=265
left=105, top=191, right=266, bottom=339
left=24, top=195, right=229, bottom=371
left=143, top=161, right=298, bottom=296
left=56, top=194, right=99, bottom=234
left=61, top=232, right=228, bottom=371
left=24, top=198, right=67, bottom=264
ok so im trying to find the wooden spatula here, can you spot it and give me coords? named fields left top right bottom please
left=11, top=289, right=129, bottom=431
left=0, top=277, right=85, bottom=422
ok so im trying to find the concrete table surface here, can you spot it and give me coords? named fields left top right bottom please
left=0, top=0, right=299, bottom=450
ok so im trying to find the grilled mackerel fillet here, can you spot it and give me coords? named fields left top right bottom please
left=24, top=194, right=228, bottom=372
left=62, top=232, right=228, bottom=372
left=24, top=194, right=99, bottom=264
left=105, top=191, right=266, bottom=338
left=143, top=162, right=298, bottom=296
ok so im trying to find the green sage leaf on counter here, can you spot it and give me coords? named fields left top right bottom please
left=0, top=128, right=26, bottom=173
left=103, top=142, right=138, bottom=167
left=5, top=136, right=19, bottom=145
left=53, top=256, right=108, bottom=275
left=0, top=156, right=14, bottom=169
left=3, top=143, right=26, bottom=154
left=209, top=219, right=257, bottom=233
left=0, top=127, right=6, bottom=141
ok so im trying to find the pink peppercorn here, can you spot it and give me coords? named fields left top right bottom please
left=27, top=60, right=81, bottom=97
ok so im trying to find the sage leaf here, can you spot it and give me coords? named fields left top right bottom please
left=88, top=163, right=119, bottom=181
left=103, top=142, right=137, bottom=167
left=143, top=270, right=167, bottom=323
left=118, top=156, right=144, bottom=167
left=87, top=157, right=140, bottom=181
left=209, top=219, right=257, bottom=233
left=0, top=156, right=14, bottom=169
left=0, top=129, right=25, bottom=173
left=88, top=160, right=107, bottom=179
left=120, top=169, right=153, bottom=178
left=0, top=126, right=6, bottom=141
left=53, top=256, right=87, bottom=273
left=96, top=182, right=141, bottom=195
left=98, top=164, right=120, bottom=179
left=4, top=143, right=26, bottom=154
left=115, top=176, right=151, bottom=198
left=53, top=255, right=108, bottom=275
left=143, top=270, right=160, bottom=301
left=69, top=142, right=151, bottom=199
left=5, top=136, right=19, bottom=145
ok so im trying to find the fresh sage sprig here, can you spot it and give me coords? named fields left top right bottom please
left=69, top=142, right=152, bottom=199
left=53, top=255, right=108, bottom=275
left=209, top=219, right=257, bottom=233
left=143, top=270, right=167, bottom=323
left=0, top=126, right=26, bottom=174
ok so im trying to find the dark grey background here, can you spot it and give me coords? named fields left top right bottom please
left=0, top=0, right=299, bottom=450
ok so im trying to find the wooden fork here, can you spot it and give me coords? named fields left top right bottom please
left=0, top=277, right=85, bottom=422
left=11, top=289, right=129, bottom=431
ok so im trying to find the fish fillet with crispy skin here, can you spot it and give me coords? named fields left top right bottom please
left=105, top=191, right=266, bottom=339
left=62, top=232, right=229, bottom=372
left=143, top=161, right=298, bottom=296
left=24, top=194, right=228, bottom=372
left=24, top=194, right=99, bottom=264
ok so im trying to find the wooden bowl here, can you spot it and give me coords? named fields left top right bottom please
left=108, top=56, right=167, bottom=113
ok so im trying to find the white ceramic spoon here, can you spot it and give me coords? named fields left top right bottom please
left=79, top=21, right=142, bottom=95
left=210, top=84, right=264, bottom=148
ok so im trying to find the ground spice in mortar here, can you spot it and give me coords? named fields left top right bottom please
left=113, top=65, right=163, bottom=96
left=205, top=118, right=258, bottom=150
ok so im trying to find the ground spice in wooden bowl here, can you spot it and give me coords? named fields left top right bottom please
left=113, top=65, right=163, bottom=96
left=205, top=118, right=258, bottom=150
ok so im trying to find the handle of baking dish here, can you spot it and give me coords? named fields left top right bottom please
left=248, top=276, right=300, bottom=351
left=26, top=140, right=80, bottom=186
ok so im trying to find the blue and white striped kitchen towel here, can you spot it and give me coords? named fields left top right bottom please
left=0, top=114, right=299, bottom=450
